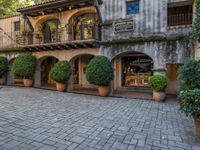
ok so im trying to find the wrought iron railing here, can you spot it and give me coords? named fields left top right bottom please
left=0, top=25, right=100, bottom=50
left=168, top=13, right=193, bottom=27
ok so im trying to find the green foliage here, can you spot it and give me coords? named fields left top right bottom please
left=12, top=54, right=36, bottom=79
left=189, top=0, right=200, bottom=43
left=178, top=59, right=200, bottom=90
left=178, top=89, right=200, bottom=116
left=0, top=0, right=20, bottom=17
left=149, top=75, right=168, bottom=92
left=86, top=56, right=114, bottom=86
left=0, top=56, right=8, bottom=77
left=49, top=61, right=72, bottom=83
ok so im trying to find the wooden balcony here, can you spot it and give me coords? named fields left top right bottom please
left=0, top=25, right=100, bottom=51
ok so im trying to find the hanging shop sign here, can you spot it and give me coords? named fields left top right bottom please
left=113, top=19, right=134, bottom=33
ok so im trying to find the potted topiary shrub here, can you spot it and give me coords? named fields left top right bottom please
left=12, top=54, right=37, bottom=87
left=178, top=89, right=200, bottom=138
left=49, top=61, right=72, bottom=92
left=0, top=56, right=8, bottom=85
left=86, top=56, right=114, bottom=97
left=149, top=75, right=168, bottom=102
left=178, top=59, right=200, bottom=138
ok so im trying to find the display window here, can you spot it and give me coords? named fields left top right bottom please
left=121, top=55, right=153, bottom=87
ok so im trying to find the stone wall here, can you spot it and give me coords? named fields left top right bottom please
left=100, top=0, right=194, bottom=68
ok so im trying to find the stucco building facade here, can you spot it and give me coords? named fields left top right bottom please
left=0, top=0, right=196, bottom=98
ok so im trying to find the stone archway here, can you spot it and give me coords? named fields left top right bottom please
left=68, top=10, right=99, bottom=41
left=68, top=54, right=97, bottom=92
left=111, top=51, right=154, bottom=98
left=34, top=56, right=59, bottom=88
left=34, top=17, right=61, bottom=44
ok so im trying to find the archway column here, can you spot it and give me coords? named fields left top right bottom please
left=34, top=62, right=41, bottom=87
left=7, top=68, right=14, bottom=85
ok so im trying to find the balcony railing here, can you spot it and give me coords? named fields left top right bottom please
left=168, top=13, right=193, bottom=27
left=0, top=25, right=100, bottom=50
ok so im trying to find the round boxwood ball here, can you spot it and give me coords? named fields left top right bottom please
left=149, top=75, right=168, bottom=92
left=12, top=54, right=37, bottom=79
left=49, top=61, right=72, bottom=83
left=178, top=59, right=200, bottom=90
left=86, top=56, right=114, bottom=86
left=0, top=56, right=8, bottom=77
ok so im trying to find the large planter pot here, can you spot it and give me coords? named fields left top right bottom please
left=98, top=86, right=110, bottom=97
left=0, top=77, right=6, bottom=85
left=153, top=91, right=166, bottom=102
left=193, top=115, right=200, bottom=138
left=23, top=79, right=33, bottom=87
left=56, top=83, right=66, bottom=92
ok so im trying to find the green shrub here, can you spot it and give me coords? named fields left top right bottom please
left=49, top=61, right=72, bottom=83
left=12, top=54, right=37, bottom=79
left=178, top=89, right=200, bottom=116
left=86, top=56, right=114, bottom=86
left=178, top=59, right=200, bottom=90
left=149, top=75, right=168, bottom=92
left=0, top=56, right=8, bottom=77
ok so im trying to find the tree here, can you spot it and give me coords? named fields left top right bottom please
left=0, top=0, right=20, bottom=17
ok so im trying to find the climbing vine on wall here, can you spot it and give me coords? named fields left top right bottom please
left=189, top=0, right=200, bottom=43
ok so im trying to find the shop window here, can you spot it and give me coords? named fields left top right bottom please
left=14, top=21, right=20, bottom=32
left=168, top=4, right=193, bottom=27
left=126, top=0, right=140, bottom=15
left=122, top=55, right=153, bottom=87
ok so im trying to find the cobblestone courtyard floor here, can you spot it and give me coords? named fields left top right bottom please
left=0, top=86, right=199, bottom=150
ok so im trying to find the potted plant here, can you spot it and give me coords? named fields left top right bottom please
left=12, top=54, right=37, bottom=87
left=178, top=59, right=200, bottom=138
left=86, top=56, right=114, bottom=97
left=178, top=89, right=200, bottom=138
left=49, top=61, right=72, bottom=92
left=0, top=56, right=8, bottom=85
left=149, top=75, right=168, bottom=102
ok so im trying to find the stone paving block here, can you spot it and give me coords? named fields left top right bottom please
left=70, top=136, right=85, bottom=143
left=112, top=141, right=128, bottom=150
left=39, top=145, right=57, bottom=150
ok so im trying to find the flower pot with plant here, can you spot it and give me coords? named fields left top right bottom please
left=12, top=54, right=37, bottom=87
left=178, top=59, right=200, bottom=138
left=49, top=61, right=72, bottom=92
left=0, top=56, right=8, bottom=85
left=86, top=56, right=114, bottom=97
left=149, top=75, right=168, bottom=102
left=178, top=89, right=200, bottom=138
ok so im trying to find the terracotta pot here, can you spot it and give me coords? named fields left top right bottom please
left=193, top=115, right=200, bottom=138
left=98, top=86, right=110, bottom=97
left=56, top=83, right=66, bottom=92
left=153, top=91, right=166, bottom=102
left=23, top=79, right=33, bottom=87
left=0, top=77, right=6, bottom=85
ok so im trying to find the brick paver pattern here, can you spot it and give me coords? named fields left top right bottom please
left=0, top=86, right=199, bottom=150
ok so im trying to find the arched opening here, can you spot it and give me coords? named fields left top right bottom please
left=69, top=12, right=98, bottom=41
left=41, top=19, right=60, bottom=43
left=8, top=58, right=23, bottom=86
left=40, top=57, right=58, bottom=87
left=69, top=54, right=97, bottom=93
left=112, top=51, right=154, bottom=98
left=35, top=18, right=60, bottom=44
